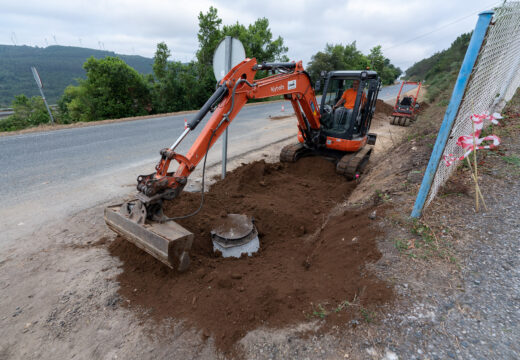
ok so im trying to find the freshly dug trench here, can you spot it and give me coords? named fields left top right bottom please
left=108, top=157, right=393, bottom=354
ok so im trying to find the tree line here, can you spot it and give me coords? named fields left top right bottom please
left=1, top=7, right=402, bottom=131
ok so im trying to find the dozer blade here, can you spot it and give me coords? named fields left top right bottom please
left=104, top=203, right=193, bottom=272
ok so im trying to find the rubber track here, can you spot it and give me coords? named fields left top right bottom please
left=336, top=146, right=372, bottom=180
left=280, top=143, right=304, bottom=163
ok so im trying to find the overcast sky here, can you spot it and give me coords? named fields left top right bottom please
left=1, top=0, right=503, bottom=71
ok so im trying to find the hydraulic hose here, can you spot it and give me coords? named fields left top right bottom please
left=187, top=85, right=228, bottom=130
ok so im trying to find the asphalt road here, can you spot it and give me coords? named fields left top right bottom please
left=0, top=83, right=414, bottom=245
left=0, top=102, right=291, bottom=201
left=378, top=81, right=418, bottom=101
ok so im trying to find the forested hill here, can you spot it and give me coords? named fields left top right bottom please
left=0, top=45, right=153, bottom=106
left=405, top=33, right=471, bottom=102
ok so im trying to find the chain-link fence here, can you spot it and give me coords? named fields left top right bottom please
left=412, top=2, right=520, bottom=217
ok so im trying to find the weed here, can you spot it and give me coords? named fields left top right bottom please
left=334, top=300, right=351, bottom=313
left=396, top=218, right=457, bottom=263
left=360, top=307, right=375, bottom=323
left=375, top=189, right=391, bottom=202
left=457, top=158, right=471, bottom=171
left=394, top=239, right=408, bottom=253
left=312, top=303, right=327, bottom=319
left=411, top=219, right=436, bottom=246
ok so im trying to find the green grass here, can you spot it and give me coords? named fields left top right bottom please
left=308, top=296, right=358, bottom=320
left=503, top=154, right=520, bottom=167
left=394, top=239, right=408, bottom=253
left=392, top=219, right=457, bottom=263
left=374, top=189, right=391, bottom=203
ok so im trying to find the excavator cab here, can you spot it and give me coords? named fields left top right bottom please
left=319, top=71, right=380, bottom=142
left=283, top=70, right=380, bottom=179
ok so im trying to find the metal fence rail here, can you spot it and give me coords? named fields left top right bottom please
left=412, top=2, right=520, bottom=217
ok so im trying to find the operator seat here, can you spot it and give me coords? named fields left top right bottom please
left=400, top=96, right=412, bottom=107
left=335, top=88, right=344, bottom=104
left=332, top=107, right=353, bottom=130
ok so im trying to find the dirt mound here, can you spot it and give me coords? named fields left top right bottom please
left=417, top=101, right=430, bottom=114
left=375, top=99, right=394, bottom=116
left=108, top=157, right=393, bottom=354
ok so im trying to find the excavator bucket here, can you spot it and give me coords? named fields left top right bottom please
left=104, top=201, right=193, bottom=271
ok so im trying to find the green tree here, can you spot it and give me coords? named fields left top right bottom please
left=58, top=85, right=90, bottom=123
left=307, top=42, right=368, bottom=81
left=196, top=6, right=223, bottom=67
left=59, top=56, right=151, bottom=122
left=368, top=45, right=385, bottom=74
left=222, top=18, right=288, bottom=62
left=190, top=7, right=290, bottom=106
left=307, top=42, right=401, bottom=85
left=405, top=32, right=471, bottom=101
left=0, top=94, right=52, bottom=131
left=153, top=42, right=171, bottom=81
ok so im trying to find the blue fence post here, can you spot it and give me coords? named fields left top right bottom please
left=411, top=10, right=494, bottom=218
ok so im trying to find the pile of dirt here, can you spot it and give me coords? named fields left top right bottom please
left=417, top=101, right=430, bottom=114
left=375, top=99, right=395, bottom=116
left=373, top=98, right=429, bottom=118
left=108, top=157, right=393, bottom=354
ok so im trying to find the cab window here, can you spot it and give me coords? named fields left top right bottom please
left=323, top=79, right=358, bottom=107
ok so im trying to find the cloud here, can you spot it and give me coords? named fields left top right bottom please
left=1, top=0, right=500, bottom=69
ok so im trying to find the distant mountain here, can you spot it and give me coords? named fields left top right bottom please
left=0, top=45, right=153, bottom=106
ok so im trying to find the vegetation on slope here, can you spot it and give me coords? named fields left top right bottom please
left=405, top=33, right=471, bottom=102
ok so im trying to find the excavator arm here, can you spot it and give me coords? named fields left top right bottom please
left=136, top=58, right=321, bottom=208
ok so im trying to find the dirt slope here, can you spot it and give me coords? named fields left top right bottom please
left=109, top=157, right=393, bottom=354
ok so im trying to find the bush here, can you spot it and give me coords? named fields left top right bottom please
left=0, top=94, right=53, bottom=131
left=58, top=56, right=151, bottom=123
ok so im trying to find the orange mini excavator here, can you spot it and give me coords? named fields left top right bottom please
left=105, top=58, right=381, bottom=270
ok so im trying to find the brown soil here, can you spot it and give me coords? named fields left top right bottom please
left=108, top=157, right=393, bottom=355
left=417, top=101, right=430, bottom=114
left=376, top=99, right=395, bottom=116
